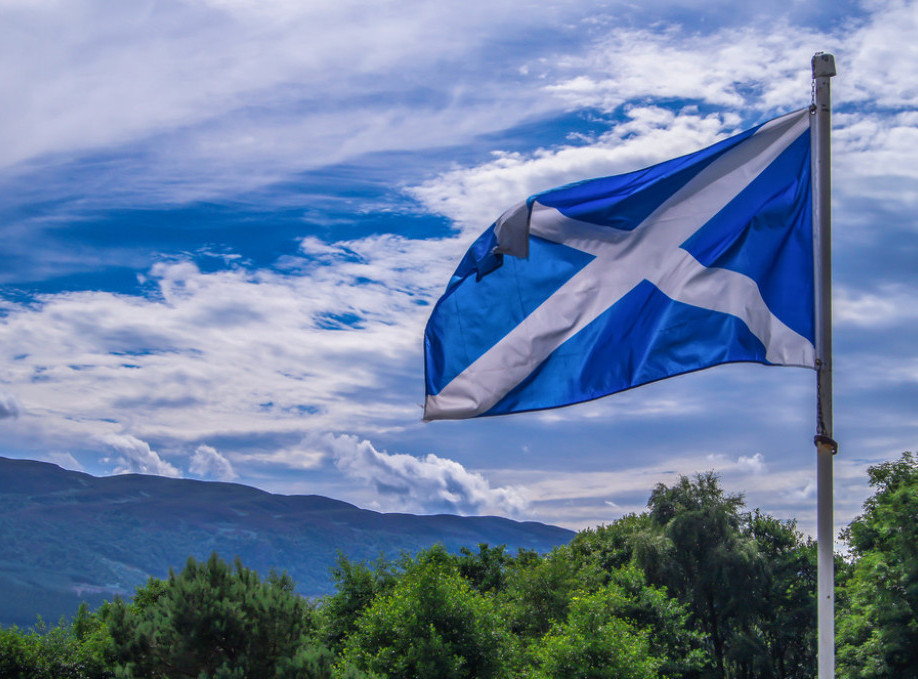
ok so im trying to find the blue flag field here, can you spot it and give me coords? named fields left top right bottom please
left=424, top=108, right=815, bottom=420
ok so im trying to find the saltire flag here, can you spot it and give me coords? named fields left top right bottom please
left=424, top=108, right=814, bottom=421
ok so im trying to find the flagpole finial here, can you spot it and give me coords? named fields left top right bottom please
left=812, top=52, right=837, bottom=78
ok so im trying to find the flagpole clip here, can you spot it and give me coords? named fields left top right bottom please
left=813, top=434, right=838, bottom=455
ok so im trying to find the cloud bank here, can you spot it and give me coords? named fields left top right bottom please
left=189, top=444, right=237, bottom=482
left=320, top=433, right=528, bottom=517
left=99, top=433, right=181, bottom=478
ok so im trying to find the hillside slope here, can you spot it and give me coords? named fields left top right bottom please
left=0, top=457, right=573, bottom=627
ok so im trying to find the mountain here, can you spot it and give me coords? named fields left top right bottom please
left=0, top=457, right=574, bottom=628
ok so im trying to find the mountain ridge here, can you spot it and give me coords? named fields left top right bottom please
left=0, top=456, right=574, bottom=628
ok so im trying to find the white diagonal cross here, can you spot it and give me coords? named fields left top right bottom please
left=425, top=109, right=814, bottom=420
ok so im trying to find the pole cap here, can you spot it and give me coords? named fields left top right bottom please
left=812, top=52, right=837, bottom=78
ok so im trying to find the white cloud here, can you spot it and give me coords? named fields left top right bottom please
left=793, top=478, right=817, bottom=500
left=0, top=234, right=454, bottom=456
left=0, top=0, right=572, bottom=204
left=544, top=25, right=825, bottom=113
left=737, top=453, right=767, bottom=475
left=318, top=432, right=529, bottom=516
left=488, top=450, right=871, bottom=536
left=99, top=433, right=181, bottom=478
left=835, top=285, right=918, bottom=326
left=409, top=108, right=740, bottom=235
left=706, top=452, right=767, bottom=475
left=35, top=450, right=83, bottom=471
left=0, top=392, right=19, bottom=419
left=844, top=0, right=918, bottom=110
left=189, top=444, right=237, bottom=481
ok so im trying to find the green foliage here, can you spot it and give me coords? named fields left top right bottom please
left=744, top=511, right=817, bottom=678
left=529, top=588, right=662, bottom=679
left=634, top=471, right=817, bottom=678
left=106, top=552, right=332, bottom=679
left=503, top=548, right=579, bottom=638
left=337, top=546, right=512, bottom=679
left=0, top=624, right=42, bottom=679
left=11, top=454, right=918, bottom=679
left=838, top=452, right=918, bottom=678
left=0, top=606, right=112, bottom=679
left=600, top=565, right=707, bottom=678
left=638, top=472, right=756, bottom=677
left=322, top=553, right=399, bottom=651
left=567, top=514, right=652, bottom=589
left=454, top=543, right=510, bottom=594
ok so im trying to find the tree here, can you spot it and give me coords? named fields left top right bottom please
left=454, top=543, right=510, bottom=595
left=838, top=452, right=918, bottom=678
left=599, top=565, right=707, bottom=679
left=566, top=514, right=652, bottom=590
left=106, top=553, right=332, bottom=679
left=0, top=607, right=112, bottom=679
left=502, top=548, right=579, bottom=639
left=529, top=586, right=663, bottom=679
left=636, top=472, right=755, bottom=678
left=0, top=624, right=41, bottom=679
left=499, top=533, right=703, bottom=677
left=321, top=553, right=398, bottom=651
left=743, top=511, right=816, bottom=679
left=338, top=546, right=512, bottom=679
left=634, top=473, right=816, bottom=678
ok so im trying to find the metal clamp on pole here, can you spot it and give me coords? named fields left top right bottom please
left=814, top=434, right=838, bottom=455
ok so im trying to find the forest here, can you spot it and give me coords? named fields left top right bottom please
left=0, top=452, right=915, bottom=679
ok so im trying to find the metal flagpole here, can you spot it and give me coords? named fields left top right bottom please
left=811, top=51, right=837, bottom=679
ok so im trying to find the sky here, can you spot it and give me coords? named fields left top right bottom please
left=1, top=0, right=916, bottom=539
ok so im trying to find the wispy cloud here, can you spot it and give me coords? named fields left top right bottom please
left=0, top=0, right=576, bottom=205
left=545, top=25, right=827, bottom=113
left=835, top=284, right=918, bottom=327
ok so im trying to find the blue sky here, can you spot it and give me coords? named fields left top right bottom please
left=1, top=0, right=916, bottom=537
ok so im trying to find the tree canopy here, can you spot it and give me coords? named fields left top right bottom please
left=837, top=451, right=918, bottom=678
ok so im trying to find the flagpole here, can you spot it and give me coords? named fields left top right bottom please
left=811, top=51, right=837, bottom=679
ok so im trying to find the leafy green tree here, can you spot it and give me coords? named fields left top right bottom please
left=599, top=565, right=707, bottom=679
left=0, top=607, right=112, bottom=679
left=567, top=514, right=652, bottom=590
left=502, top=548, right=579, bottom=638
left=838, top=452, right=918, bottom=678
left=338, top=546, right=512, bottom=679
left=636, top=472, right=755, bottom=678
left=744, top=511, right=816, bottom=679
left=529, top=587, right=663, bottom=679
left=321, top=553, right=398, bottom=651
left=454, top=543, right=510, bottom=595
left=0, top=624, right=40, bottom=679
left=106, top=553, right=332, bottom=679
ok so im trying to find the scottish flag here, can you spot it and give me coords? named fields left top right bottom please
left=424, top=109, right=814, bottom=420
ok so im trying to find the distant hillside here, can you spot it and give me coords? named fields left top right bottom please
left=0, top=456, right=573, bottom=628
